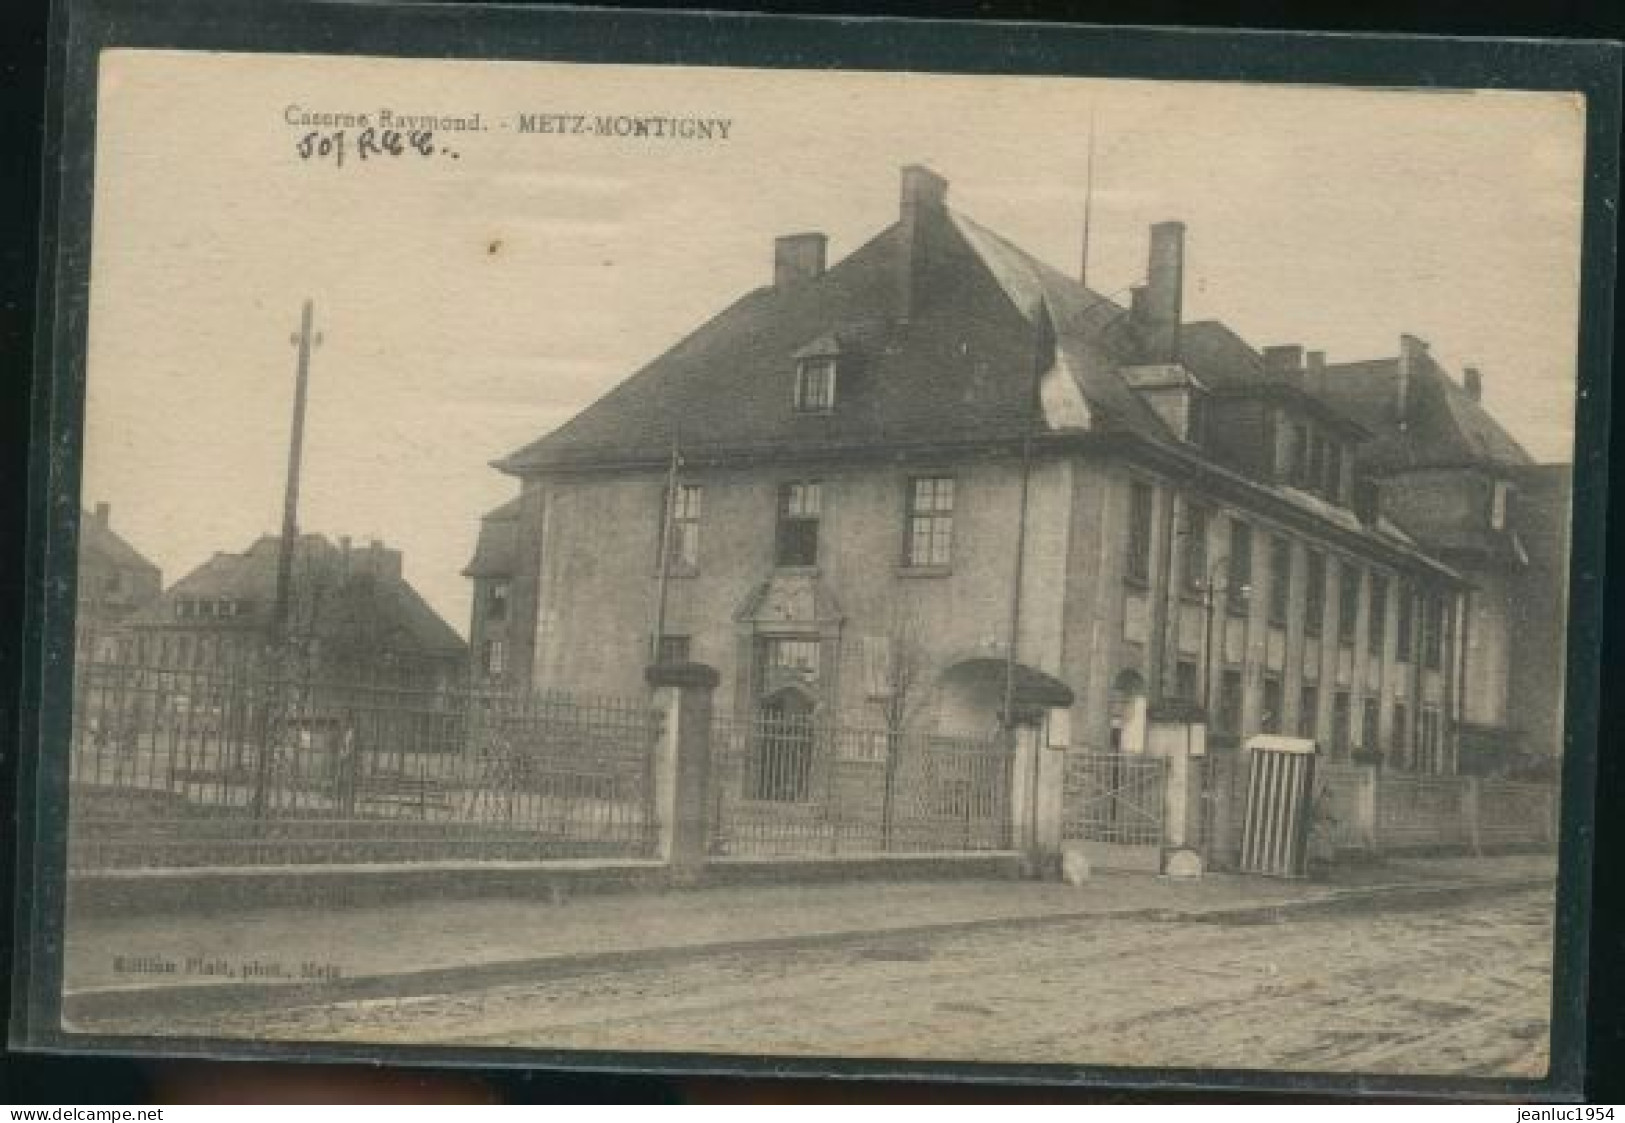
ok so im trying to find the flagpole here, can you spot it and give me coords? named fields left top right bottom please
left=650, top=436, right=681, bottom=664
left=1003, top=301, right=1053, bottom=727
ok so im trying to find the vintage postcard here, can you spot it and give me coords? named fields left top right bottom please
left=18, top=12, right=1617, bottom=1092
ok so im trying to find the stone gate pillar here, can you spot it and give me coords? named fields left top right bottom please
left=1145, top=699, right=1208, bottom=875
left=1009, top=703, right=1067, bottom=877
left=645, top=661, right=719, bottom=881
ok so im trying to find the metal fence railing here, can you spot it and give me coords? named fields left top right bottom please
left=708, top=715, right=1014, bottom=857
left=1374, top=772, right=1473, bottom=849
left=1200, top=748, right=1558, bottom=870
left=67, top=661, right=662, bottom=869
left=1474, top=778, right=1558, bottom=848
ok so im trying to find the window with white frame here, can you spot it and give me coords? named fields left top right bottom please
left=1305, top=550, right=1327, bottom=637
left=1298, top=683, right=1319, bottom=739
left=775, top=482, right=822, bottom=567
left=658, top=484, right=703, bottom=570
left=1368, top=575, right=1388, bottom=657
left=656, top=634, right=691, bottom=665
left=1183, top=502, right=1211, bottom=595
left=1422, top=592, right=1446, bottom=670
left=1267, top=535, right=1291, bottom=625
left=1419, top=705, right=1444, bottom=772
left=1126, top=481, right=1154, bottom=583
left=903, top=476, right=954, bottom=568
left=487, top=581, right=510, bottom=620
left=794, top=357, right=837, bottom=412
left=766, top=637, right=820, bottom=674
left=1396, top=582, right=1415, bottom=662
left=483, top=639, right=507, bottom=677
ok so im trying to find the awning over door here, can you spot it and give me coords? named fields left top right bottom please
left=941, top=658, right=1076, bottom=709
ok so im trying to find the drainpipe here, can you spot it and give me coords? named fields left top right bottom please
left=1152, top=487, right=1179, bottom=701
left=1002, top=439, right=1033, bottom=728
left=1003, top=302, right=1054, bottom=727
left=1453, top=585, right=1470, bottom=774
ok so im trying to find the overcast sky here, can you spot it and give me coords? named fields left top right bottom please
left=83, top=51, right=1587, bottom=635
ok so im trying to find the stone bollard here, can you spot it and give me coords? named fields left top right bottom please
left=1060, top=843, right=1092, bottom=886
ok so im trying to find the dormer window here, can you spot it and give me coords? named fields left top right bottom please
left=1120, top=364, right=1208, bottom=445
left=792, top=332, right=844, bottom=413
left=795, top=357, right=836, bottom=412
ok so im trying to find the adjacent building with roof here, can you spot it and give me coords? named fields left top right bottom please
left=126, top=533, right=468, bottom=689
left=473, top=165, right=1568, bottom=775
left=76, top=503, right=163, bottom=662
left=463, top=497, right=522, bottom=686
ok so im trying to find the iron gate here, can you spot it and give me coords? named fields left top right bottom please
left=709, top=716, right=1014, bottom=856
left=1061, top=751, right=1168, bottom=867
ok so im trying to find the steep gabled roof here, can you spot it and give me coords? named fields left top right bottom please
left=1313, top=353, right=1532, bottom=474
left=1178, top=320, right=1266, bottom=393
left=463, top=496, right=522, bottom=578
left=128, top=533, right=466, bottom=656
left=498, top=197, right=1173, bottom=475
left=1180, top=322, right=1367, bottom=438
left=79, top=510, right=161, bottom=577
left=948, top=213, right=1173, bottom=441
left=319, top=575, right=469, bottom=657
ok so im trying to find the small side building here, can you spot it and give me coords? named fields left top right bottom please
left=463, top=497, right=522, bottom=687
left=76, top=503, right=162, bottom=662
left=125, top=533, right=468, bottom=690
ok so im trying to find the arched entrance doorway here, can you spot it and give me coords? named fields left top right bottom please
left=753, top=687, right=815, bottom=802
left=1109, top=668, right=1149, bottom=754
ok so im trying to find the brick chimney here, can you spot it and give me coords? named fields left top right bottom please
left=1303, top=351, right=1327, bottom=393
left=1463, top=366, right=1483, bottom=402
left=1262, top=345, right=1304, bottom=381
left=93, top=502, right=110, bottom=529
left=774, top=233, right=827, bottom=289
left=1136, top=221, right=1185, bottom=364
left=1397, top=333, right=1429, bottom=426
left=359, top=538, right=403, bottom=581
left=896, top=165, right=948, bottom=322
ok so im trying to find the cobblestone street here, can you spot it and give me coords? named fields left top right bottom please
left=90, top=883, right=1555, bottom=1078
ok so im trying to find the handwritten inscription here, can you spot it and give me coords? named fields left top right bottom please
left=296, top=128, right=459, bottom=167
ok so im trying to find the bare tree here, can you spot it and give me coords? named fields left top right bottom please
left=872, top=599, right=935, bottom=847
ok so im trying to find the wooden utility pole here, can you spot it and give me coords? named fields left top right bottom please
left=270, top=299, right=318, bottom=654
left=253, top=299, right=318, bottom=819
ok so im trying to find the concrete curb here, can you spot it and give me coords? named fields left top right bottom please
left=61, top=873, right=1551, bottom=1027
left=66, top=852, right=1025, bottom=918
